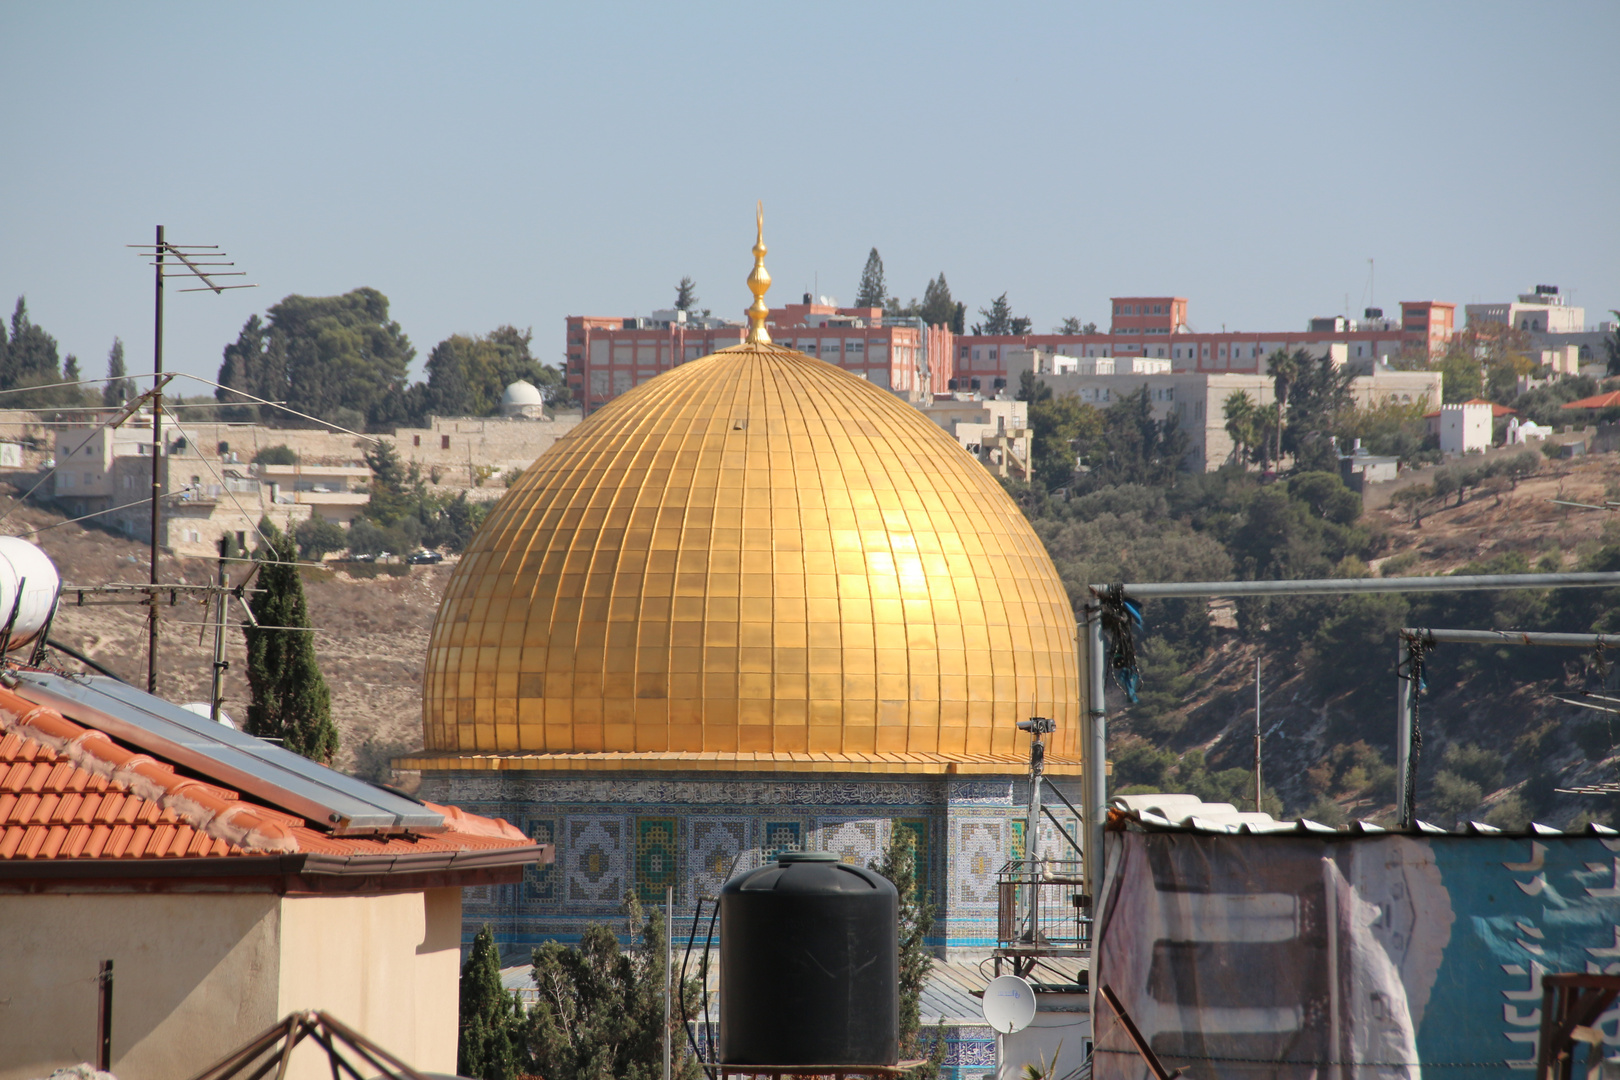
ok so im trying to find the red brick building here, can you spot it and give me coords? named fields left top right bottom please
left=952, top=295, right=1455, bottom=389
left=565, top=299, right=955, bottom=414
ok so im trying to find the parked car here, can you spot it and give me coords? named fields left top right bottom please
left=407, top=549, right=443, bottom=565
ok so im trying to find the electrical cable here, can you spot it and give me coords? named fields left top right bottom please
left=176, top=373, right=381, bottom=444
left=41, top=639, right=129, bottom=683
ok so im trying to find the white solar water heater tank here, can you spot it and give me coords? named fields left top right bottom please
left=0, top=537, right=60, bottom=651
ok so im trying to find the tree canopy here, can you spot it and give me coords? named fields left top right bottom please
left=972, top=293, right=1031, bottom=336
left=0, top=297, right=84, bottom=409
left=216, top=288, right=414, bottom=430
left=421, top=325, right=562, bottom=418
left=856, top=248, right=888, bottom=309
left=674, top=276, right=698, bottom=311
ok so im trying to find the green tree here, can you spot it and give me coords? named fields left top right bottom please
left=1223, top=390, right=1260, bottom=467
left=523, top=901, right=701, bottom=1080
left=917, top=274, right=955, bottom=328
left=424, top=326, right=557, bottom=419
left=244, top=519, right=338, bottom=763
left=102, top=337, right=132, bottom=407
left=1265, top=348, right=1303, bottom=467
left=674, top=276, right=698, bottom=312
left=2, top=296, right=73, bottom=407
left=974, top=293, right=1023, bottom=336
left=294, top=514, right=347, bottom=560
left=950, top=302, right=965, bottom=334
left=856, top=248, right=888, bottom=309
left=459, top=924, right=522, bottom=1080
left=1438, top=350, right=1484, bottom=403
left=1081, top=386, right=1189, bottom=487
left=1027, top=393, right=1102, bottom=489
left=253, top=444, right=299, bottom=466
left=216, top=289, right=414, bottom=429
left=871, top=827, right=936, bottom=1065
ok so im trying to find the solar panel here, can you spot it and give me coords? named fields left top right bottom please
left=10, top=671, right=443, bottom=834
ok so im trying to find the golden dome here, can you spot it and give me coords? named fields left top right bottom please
left=411, top=341, right=1081, bottom=775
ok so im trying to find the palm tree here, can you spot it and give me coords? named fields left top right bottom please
left=1266, top=348, right=1302, bottom=467
left=1223, top=390, right=1258, bottom=467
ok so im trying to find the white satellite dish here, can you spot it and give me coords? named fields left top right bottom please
left=982, top=974, right=1037, bottom=1034
left=181, top=702, right=237, bottom=730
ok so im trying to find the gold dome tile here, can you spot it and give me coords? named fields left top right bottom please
left=421, top=341, right=1081, bottom=771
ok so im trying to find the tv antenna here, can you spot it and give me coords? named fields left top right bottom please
left=126, top=226, right=256, bottom=693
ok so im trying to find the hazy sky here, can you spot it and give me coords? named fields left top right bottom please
left=2, top=2, right=1615, bottom=393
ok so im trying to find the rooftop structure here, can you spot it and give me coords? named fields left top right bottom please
left=1465, top=284, right=1587, bottom=335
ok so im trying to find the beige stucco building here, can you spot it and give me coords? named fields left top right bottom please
left=0, top=670, right=547, bottom=1080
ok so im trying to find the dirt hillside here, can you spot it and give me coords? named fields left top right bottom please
left=2, top=495, right=445, bottom=781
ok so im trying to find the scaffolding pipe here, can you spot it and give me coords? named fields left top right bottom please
left=1405, top=628, right=1620, bottom=648
left=1396, top=638, right=1415, bottom=827
left=1396, top=626, right=1620, bottom=825
left=1083, top=608, right=1107, bottom=911
left=1091, top=572, right=1620, bottom=599
left=1078, top=573, right=1620, bottom=910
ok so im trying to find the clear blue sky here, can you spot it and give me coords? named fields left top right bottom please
left=2, top=1, right=1615, bottom=391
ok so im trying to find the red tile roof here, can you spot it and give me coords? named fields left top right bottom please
left=0, top=684, right=538, bottom=870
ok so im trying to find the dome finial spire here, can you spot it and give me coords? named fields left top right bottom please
left=745, top=200, right=772, bottom=344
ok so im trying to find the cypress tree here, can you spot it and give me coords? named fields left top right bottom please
left=103, top=338, right=130, bottom=407
left=871, top=828, right=937, bottom=1066
left=856, top=248, right=888, bottom=309
left=459, top=924, right=520, bottom=1080
left=244, top=519, right=337, bottom=762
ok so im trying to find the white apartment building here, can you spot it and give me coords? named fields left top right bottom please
left=916, top=395, right=1031, bottom=478
left=1465, top=285, right=1586, bottom=335
left=1005, top=353, right=1442, bottom=472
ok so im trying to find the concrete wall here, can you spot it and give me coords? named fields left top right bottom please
left=0, top=892, right=282, bottom=1080
left=277, top=888, right=463, bottom=1080
left=0, top=887, right=462, bottom=1080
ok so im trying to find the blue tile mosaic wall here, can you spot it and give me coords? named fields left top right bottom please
left=420, top=770, right=1083, bottom=954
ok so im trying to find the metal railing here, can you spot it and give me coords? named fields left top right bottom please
left=995, top=858, right=1091, bottom=952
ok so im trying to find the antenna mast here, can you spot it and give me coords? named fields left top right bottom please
left=127, top=228, right=256, bottom=693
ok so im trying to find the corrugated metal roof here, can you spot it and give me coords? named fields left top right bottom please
left=10, top=671, right=443, bottom=833
left=1112, top=792, right=1620, bottom=837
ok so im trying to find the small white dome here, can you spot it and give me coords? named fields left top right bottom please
left=501, top=380, right=545, bottom=407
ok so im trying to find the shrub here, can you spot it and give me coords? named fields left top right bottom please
left=1575, top=720, right=1614, bottom=762
left=1441, top=743, right=1505, bottom=794
left=253, top=444, right=299, bottom=466
left=1429, top=770, right=1483, bottom=824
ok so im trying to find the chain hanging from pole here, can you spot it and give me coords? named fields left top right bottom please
left=1399, top=631, right=1432, bottom=827
left=1098, top=585, right=1145, bottom=703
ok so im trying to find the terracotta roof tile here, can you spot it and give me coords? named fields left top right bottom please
left=0, top=683, right=539, bottom=866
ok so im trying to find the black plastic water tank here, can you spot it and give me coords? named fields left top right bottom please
left=719, top=851, right=899, bottom=1066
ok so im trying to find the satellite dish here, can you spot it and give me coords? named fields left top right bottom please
left=982, top=974, right=1037, bottom=1034
left=181, top=702, right=237, bottom=730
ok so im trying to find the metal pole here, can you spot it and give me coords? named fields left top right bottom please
left=1395, top=636, right=1414, bottom=828
left=1083, top=609, right=1107, bottom=907
left=664, top=884, right=672, bottom=1080
left=1092, top=572, right=1620, bottom=599
left=147, top=225, right=164, bottom=694
left=1254, top=658, right=1263, bottom=813
left=1405, top=628, right=1620, bottom=648
left=1025, top=726, right=1043, bottom=940
left=210, top=537, right=228, bottom=722
left=96, top=958, right=113, bottom=1071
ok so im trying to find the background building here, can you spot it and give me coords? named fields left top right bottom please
left=954, top=295, right=1455, bottom=387
left=1006, top=350, right=1441, bottom=472
left=566, top=299, right=954, bottom=413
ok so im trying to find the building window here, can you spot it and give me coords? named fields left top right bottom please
left=413, top=435, right=421, bottom=446
left=441, top=435, right=451, bottom=450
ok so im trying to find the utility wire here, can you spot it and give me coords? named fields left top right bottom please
left=7, top=488, right=199, bottom=538
left=177, top=373, right=381, bottom=444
